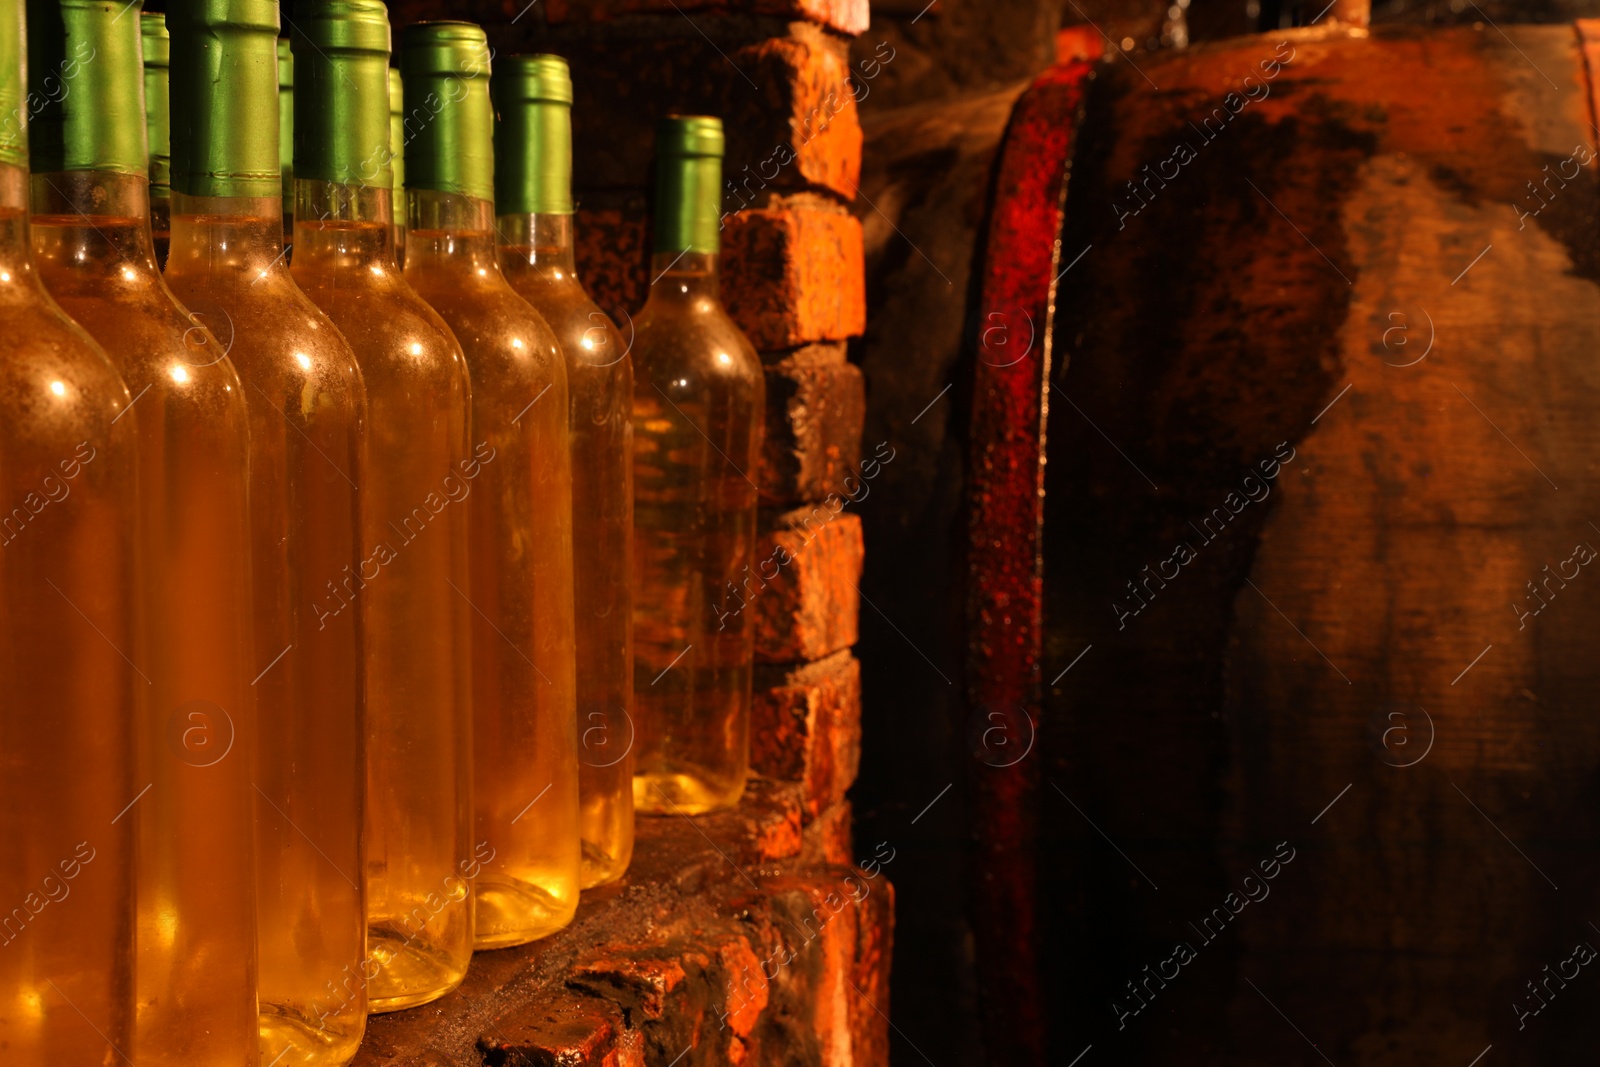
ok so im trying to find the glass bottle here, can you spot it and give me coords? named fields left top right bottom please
left=631, top=117, right=764, bottom=816
left=139, top=11, right=170, bottom=267
left=388, top=67, right=405, bottom=265
left=0, top=2, right=138, bottom=1063
left=493, top=54, right=634, bottom=887
left=290, top=0, right=474, bottom=1012
left=164, top=3, right=368, bottom=1063
left=399, top=21, right=580, bottom=948
left=26, top=2, right=257, bottom=1065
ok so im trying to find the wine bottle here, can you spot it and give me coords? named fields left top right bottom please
left=0, top=2, right=139, bottom=1064
left=399, top=21, right=580, bottom=949
left=493, top=54, right=634, bottom=888
left=631, top=116, right=764, bottom=816
left=139, top=11, right=169, bottom=267
left=26, top=2, right=258, bottom=1064
left=388, top=66, right=405, bottom=265
left=277, top=35, right=292, bottom=244
left=290, top=0, right=474, bottom=1012
left=164, top=2, right=369, bottom=1062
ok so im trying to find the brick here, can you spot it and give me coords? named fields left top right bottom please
left=723, top=198, right=866, bottom=350
left=760, top=343, right=865, bottom=507
left=752, top=508, right=863, bottom=663
left=751, top=650, right=861, bottom=819
left=479, top=991, right=627, bottom=1067
left=721, top=35, right=863, bottom=201
left=801, top=800, right=854, bottom=865
left=540, top=0, right=870, bottom=36
left=743, top=870, right=893, bottom=1067
left=563, top=934, right=768, bottom=1065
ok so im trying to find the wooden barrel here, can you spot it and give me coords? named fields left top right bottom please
left=1020, top=21, right=1600, bottom=1065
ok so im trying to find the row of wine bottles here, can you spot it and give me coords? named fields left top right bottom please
left=1, top=1, right=766, bottom=1065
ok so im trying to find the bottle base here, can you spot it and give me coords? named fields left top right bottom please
left=366, top=929, right=469, bottom=1013
left=633, top=769, right=745, bottom=816
left=473, top=876, right=576, bottom=949
left=579, top=837, right=632, bottom=889
left=259, top=1007, right=365, bottom=1067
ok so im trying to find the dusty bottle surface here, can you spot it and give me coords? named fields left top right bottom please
left=401, top=21, right=580, bottom=949
left=0, top=3, right=139, bottom=1059
left=27, top=1, right=258, bottom=1063
left=494, top=54, right=634, bottom=889
left=166, top=2, right=368, bottom=1062
left=291, top=0, right=475, bottom=1013
left=631, top=116, right=764, bottom=816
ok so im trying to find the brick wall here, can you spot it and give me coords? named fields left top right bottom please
left=382, top=2, right=882, bottom=1063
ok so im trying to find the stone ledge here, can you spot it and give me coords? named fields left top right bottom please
left=353, top=777, right=891, bottom=1066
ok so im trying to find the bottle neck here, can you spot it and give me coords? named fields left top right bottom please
left=292, top=179, right=396, bottom=271
left=29, top=171, right=159, bottom=273
left=406, top=189, right=500, bottom=277
left=165, top=190, right=289, bottom=281
left=0, top=162, right=32, bottom=272
left=646, top=250, right=721, bottom=305
left=496, top=212, right=575, bottom=273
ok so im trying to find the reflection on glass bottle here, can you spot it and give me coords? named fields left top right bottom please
left=0, top=4, right=138, bottom=1066
left=493, top=53, right=634, bottom=889
left=400, top=21, right=580, bottom=949
left=27, top=2, right=257, bottom=1064
left=165, top=3, right=368, bottom=1063
left=290, top=0, right=474, bottom=1014
left=630, top=117, right=764, bottom=816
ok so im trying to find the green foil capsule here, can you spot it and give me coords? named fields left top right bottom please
left=491, top=53, right=573, bottom=217
left=140, top=12, right=169, bottom=198
left=0, top=0, right=21, bottom=167
left=388, top=66, right=404, bottom=195
left=167, top=0, right=281, bottom=200
left=291, top=0, right=392, bottom=190
left=26, top=0, right=148, bottom=176
left=653, top=115, right=723, bottom=256
left=398, top=20, right=493, bottom=203
left=277, top=35, right=292, bottom=211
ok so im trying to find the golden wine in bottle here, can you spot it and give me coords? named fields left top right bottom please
left=631, top=117, right=764, bottom=816
left=0, top=2, right=138, bottom=1063
left=400, top=21, right=581, bottom=948
left=291, top=0, right=474, bottom=1012
left=494, top=54, right=634, bottom=887
left=26, top=2, right=258, bottom=1064
left=165, top=3, right=369, bottom=1063
left=139, top=11, right=170, bottom=267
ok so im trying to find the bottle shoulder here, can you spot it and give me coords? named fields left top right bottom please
left=0, top=296, right=135, bottom=453
left=632, top=298, right=763, bottom=394
left=506, top=276, right=633, bottom=380
left=408, top=268, right=566, bottom=392
left=293, top=269, right=469, bottom=395
left=165, top=269, right=366, bottom=409
left=45, top=284, right=248, bottom=414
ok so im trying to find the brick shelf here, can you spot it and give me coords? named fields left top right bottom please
left=353, top=778, right=892, bottom=1066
